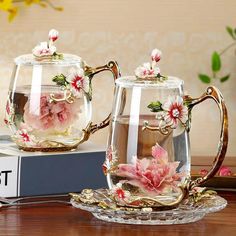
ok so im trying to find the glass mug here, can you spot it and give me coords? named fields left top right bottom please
left=104, top=75, right=228, bottom=207
left=4, top=53, right=120, bottom=152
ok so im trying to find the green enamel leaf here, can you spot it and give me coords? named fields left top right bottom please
left=220, top=74, right=230, bottom=83
left=52, top=74, right=68, bottom=86
left=226, top=26, right=236, bottom=40
left=212, top=51, right=221, bottom=72
left=198, top=74, right=211, bottom=84
left=147, top=101, right=163, bottom=112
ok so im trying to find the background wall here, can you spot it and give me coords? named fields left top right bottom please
left=0, top=0, right=235, bottom=156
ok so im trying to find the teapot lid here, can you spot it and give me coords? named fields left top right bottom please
left=116, top=49, right=183, bottom=89
left=14, top=29, right=83, bottom=67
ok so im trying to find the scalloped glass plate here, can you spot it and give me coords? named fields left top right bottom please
left=71, top=192, right=227, bottom=225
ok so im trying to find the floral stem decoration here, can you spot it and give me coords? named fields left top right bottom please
left=135, top=48, right=167, bottom=82
left=147, top=95, right=189, bottom=135
left=32, top=29, right=63, bottom=60
left=0, top=0, right=63, bottom=22
left=51, top=67, right=91, bottom=103
left=198, top=26, right=236, bottom=84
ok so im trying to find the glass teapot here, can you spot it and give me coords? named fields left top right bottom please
left=104, top=49, right=228, bottom=208
left=4, top=30, right=120, bottom=152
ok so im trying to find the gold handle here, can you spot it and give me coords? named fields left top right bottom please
left=83, top=61, right=120, bottom=135
left=185, top=86, right=228, bottom=188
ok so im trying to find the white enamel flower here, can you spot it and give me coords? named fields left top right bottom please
left=67, top=68, right=90, bottom=98
left=151, top=48, right=162, bottom=62
left=32, top=42, right=57, bottom=57
left=162, top=95, right=188, bottom=128
left=135, top=62, right=160, bottom=79
left=48, top=29, right=59, bottom=42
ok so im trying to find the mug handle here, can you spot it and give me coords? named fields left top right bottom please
left=78, top=61, right=120, bottom=143
left=185, top=86, right=228, bottom=189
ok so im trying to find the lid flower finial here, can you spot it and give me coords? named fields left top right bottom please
left=32, top=29, right=63, bottom=60
left=49, top=29, right=59, bottom=43
left=135, top=48, right=167, bottom=81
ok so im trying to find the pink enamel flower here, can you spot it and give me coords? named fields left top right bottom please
left=116, top=143, right=183, bottom=196
left=67, top=68, right=90, bottom=98
left=32, top=42, right=56, bottom=57
left=162, top=95, right=188, bottom=128
left=48, top=29, right=59, bottom=42
left=151, top=48, right=162, bottom=62
left=135, top=62, right=160, bottom=79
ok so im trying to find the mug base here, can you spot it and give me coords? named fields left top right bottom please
left=18, top=145, right=78, bottom=152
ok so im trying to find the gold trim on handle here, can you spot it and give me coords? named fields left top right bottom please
left=77, top=61, right=120, bottom=144
left=185, top=86, right=228, bottom=188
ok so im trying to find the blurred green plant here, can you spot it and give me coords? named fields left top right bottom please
left=198, top=26, right=236, bottom=84
left=0, top=0, right=63, bottom=22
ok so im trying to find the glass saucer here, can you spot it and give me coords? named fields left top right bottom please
left=70, top=189, right=227, bottom=225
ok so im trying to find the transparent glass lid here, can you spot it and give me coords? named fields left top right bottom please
left=120, top=48, right=184, bottom=89
left=14, top=29, right=83, bottom=67
left=14, top=53, right=83, bottom=66
left=115, top=76, right=184, bottom=89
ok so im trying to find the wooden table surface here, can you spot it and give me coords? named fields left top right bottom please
left=0, top=191, right=235, bottom=236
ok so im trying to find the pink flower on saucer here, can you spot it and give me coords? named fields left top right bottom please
left=67, top=68, right=90, bottom=98
left=111, top=183, right=131, bottom=203
left=23, top=94, right=81, bottom=132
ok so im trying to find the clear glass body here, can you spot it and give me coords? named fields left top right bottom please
left=5, top=54, right=92, bottom=151
left=105, top=76, right=190, bottom=202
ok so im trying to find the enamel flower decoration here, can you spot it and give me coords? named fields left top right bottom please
left=116, top=143, right=184, bottom=196
left=111, top=183, right=131, bottom=203
left=102, top=145, right=118, bottom=175
left=67, top=68, right=90, bottom=98
left=147, top=95, right=189, bottom=133
left=52, top=67, right=90, bottom=101
left=151, top=48, right=162, bottom=62
left=162, top=96, right=188, bottom=128
left=135, top=48, right=166, bottom=81
left=4, top=97, right=15, bottom=126
left=32, top=41, right=57, bottom=58
left=49, top=29, right=59, bottom=42
left=13, top=129, right=37, bottom=147
left=32, top=29, right=63, bottom=60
